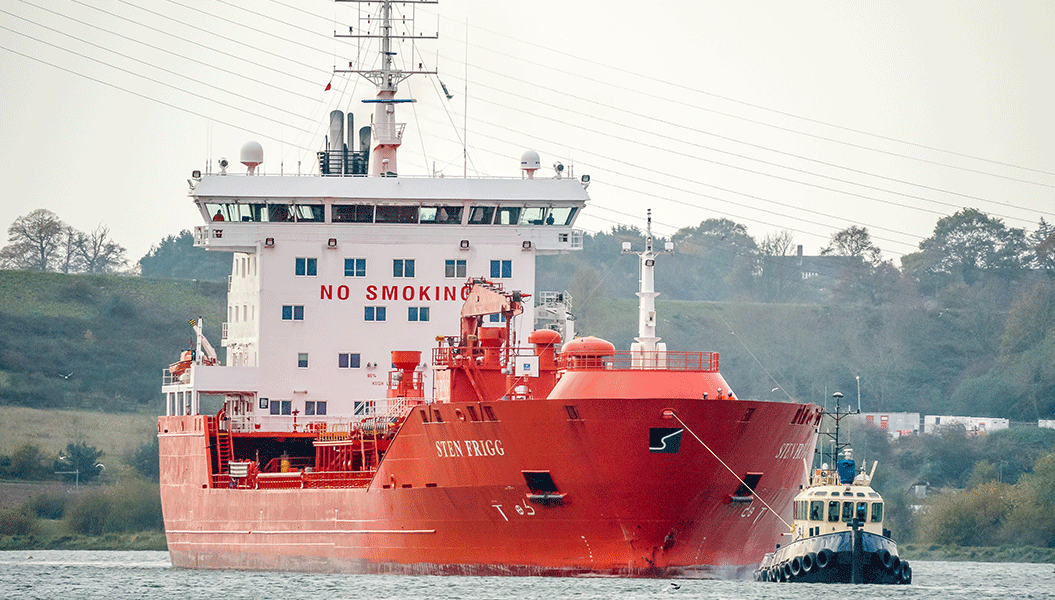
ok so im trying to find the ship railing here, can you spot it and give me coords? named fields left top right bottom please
left=228, top=414, right=382, bottom=434
left=215, top=469, right=377, bottom=490
left=432, top=345, right=532, bottom=368
left=560, top=351, right=719, bottom=372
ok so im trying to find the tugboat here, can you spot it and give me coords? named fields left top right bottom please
left=754, top=392, right=911, bottom=584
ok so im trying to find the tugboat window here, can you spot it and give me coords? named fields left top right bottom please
left=871, top=502, right=884, bottom=522
left=856, top=502, right=867, bottom=521
left=810, top=500, right=824, bottom=521
left=842, top=501, right=854, bottom=522
left=828, top=501, right=840, bottom=522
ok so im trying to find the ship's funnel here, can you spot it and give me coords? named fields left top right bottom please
left=329, top=110, right=345, bottom=154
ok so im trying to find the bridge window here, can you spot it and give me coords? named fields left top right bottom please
left=292, top=205, right=324, bottom=222
left=495, top=206, right=521, bottom=225
left=268, top=204, right=294, bottom=222
left=375, top=205, right=418, bottom=223
left=420, top=206, right=463, bottom=224
left=519, top=207, right=547, bottom=225
left=333, top=204, right=374, bottom=223
left=547, top=206, right=578, bottom=226
left=468, top=206, right=495, bottom=224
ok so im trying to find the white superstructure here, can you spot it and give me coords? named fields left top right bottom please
left=161, top=0, right=588, bottom=429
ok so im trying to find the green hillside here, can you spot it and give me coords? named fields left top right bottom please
left=0, top=271, right=225, bottom=412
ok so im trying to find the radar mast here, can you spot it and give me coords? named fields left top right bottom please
left=335, top=0, right=438, bottom=176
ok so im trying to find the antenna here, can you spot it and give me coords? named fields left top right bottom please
left=463, top=17, right=468, bottom=178
left=820, top=391, right=859, bottom=468
left=334, top=0, right=439, bottom=177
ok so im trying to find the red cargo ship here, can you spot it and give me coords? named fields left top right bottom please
left=158, top=0, right=820, bottom=577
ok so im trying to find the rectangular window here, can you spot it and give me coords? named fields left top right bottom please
left=375, top=205, right=419, bottom=223
left=269, top=400, right=292, bottom=415
left=344, top=258, right=366, bottom=277
left=468, top=206, right=495, bottom=224
left=332, top=204, right=374, bottom=223
left=315, top=401, right=326, bottom=416
left=295, top=257, right=317, bottom=277
left=445, top=259, right=466, bottom=278
left=495, top=206, right=521, bottom=225
left=520, top=207, right=547, bottom=225
left=297, top=353, right=309, bottom=368
left=365, top=306, right=387, bottom=322
left=270, top=400, right=280, bottom=415
left=871, top=502, right=883, bottom=523
left=548, top=206, right=578, bottom=226
left=489, top=313, right=505, bottom=323
left=810, top=500, right=824, bottom=521
left=281, top=400, right=291, bottom=415
left=305, top=401, right=316, bottom=416
left=408, top=307, right=430, bottom=322
left=856, top=501, right=868, bottom=522
left=490, top=259, right=511, bottom=278
left=281, top=305, right=304, bottom=321
left=420, top=206, right=463, bottom=224
left=338, top=353, right=361, bottom=368
left=842, top=501, right=854, bottom=522
left=828, top=500, right=840, bottom=522
left=393, top=259, right=415, bottom=278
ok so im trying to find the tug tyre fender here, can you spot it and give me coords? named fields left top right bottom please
left=890, top=554, right=901, bottom=573
left=802, top=552, right=816, bottom=573
left=880, top=549, right=893, bottom=569
left=901, top=561, right=912, bottom=584
left=783, top=562, right=793, bottom=579
left=816, top=548, right=834, bottom=569
left=790, top=556, right=802, bottom=576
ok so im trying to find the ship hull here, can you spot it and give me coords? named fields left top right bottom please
left=754, top=531, right=911, bottom=584
left=160, top=396, right=819, bottom=577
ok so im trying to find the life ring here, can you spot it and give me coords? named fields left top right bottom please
left=816, top=548, right=834, bottom=569
left=790, top=556, right=802, bottom=576
left=802, top=552, right=816, bottom=573
left=880, top=549, right=893, bottom=569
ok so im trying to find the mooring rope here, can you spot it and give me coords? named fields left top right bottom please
left=668, top=411, right=796, bottom=533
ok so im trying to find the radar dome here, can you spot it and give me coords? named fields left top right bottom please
left=240, top=140, right=264, bottom=174
left=520, top=150, right=541, bottom=179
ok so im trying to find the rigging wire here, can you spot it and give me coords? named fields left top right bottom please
left=431, top=12, right=1055, bottom=182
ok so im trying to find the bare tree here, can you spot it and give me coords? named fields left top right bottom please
left=76, top=225, right=128, bottom=274
left=58, top=226, right=84, bottom=274
left=1, top=209, right=65, bottom=271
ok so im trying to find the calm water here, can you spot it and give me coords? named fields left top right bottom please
left=0, top=551, right=1052, bottom=600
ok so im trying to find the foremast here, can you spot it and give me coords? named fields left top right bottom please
left=622, top=210, right=674, bottom=363
left=335, top=0, right=438, bottom=176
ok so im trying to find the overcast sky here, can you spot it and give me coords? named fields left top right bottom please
left=1, top=0, right=1053, bottom=264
